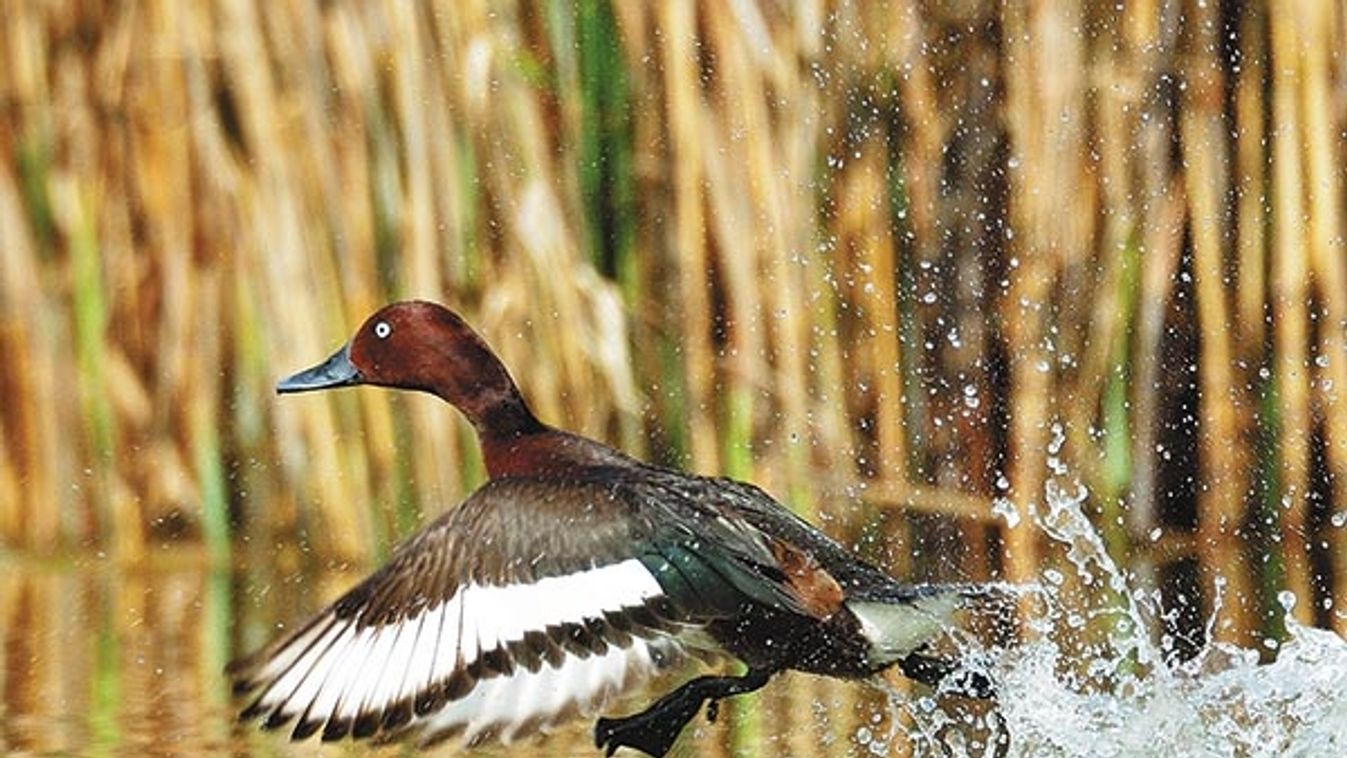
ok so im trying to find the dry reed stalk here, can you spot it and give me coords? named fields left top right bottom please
left=1182, top=17, right=1255, bottom=641
left=1298, top=0, right=1347, bottom=634
left=1234, top=6, right=1268, bottom=359
left=1120, top=0, right=1183, bottom=555
left=50, top=173, right=123, bottom=553
left=122, top=0, right=198, bottom=564
left=0, top=163, right=63, bottom=549
left=659, top=0, right=718, bottom=473
left=362, top=2, right=466, bottom=527
left=211, top=0, right=369, bottom=560
left=887, top=0, right=942, bottom=270
left=386, top=1, right=440, bottom=297
left=803, top=249, right=860, bottom=490
left=1268, top=0, right=1315, bottom=624
left=999, top=0, right=1087, bottom=590
left=862, top=480, right=993, bottom=523
left=778, top=673, right=823, bottom=757
left=760, top=182, right=814, bottom=506
left=829, top=131, right=925, bottom=587
left=1131, top=177, right=1186, bottom=523
left=857, top=141, right=907, bottom=487
left=876, top=0, right=939, bottom=537
left=695, top=111, right=756, bottom=479
left=701, top=0, right=766, bottom=485
left=381, top=0, right=477, bottom=520
left=3, top=2, right=60, bottom=550
left=611, top=3, right=680, bottom=461
left=742, top=13, right=816, bottom=505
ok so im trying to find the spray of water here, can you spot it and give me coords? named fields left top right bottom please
left=882, top=450, right=1347, bottom=757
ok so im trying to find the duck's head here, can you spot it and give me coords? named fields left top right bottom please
left=278, top=300, right=539, bottom=435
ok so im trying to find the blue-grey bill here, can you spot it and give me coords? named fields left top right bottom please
left=276, top=345, right=362, bottom=394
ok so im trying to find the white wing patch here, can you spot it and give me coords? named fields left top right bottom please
left=418, top=636, right=680, bottom=746
left=236, top=558, right=677, bottom=744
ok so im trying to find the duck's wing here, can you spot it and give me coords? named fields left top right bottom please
left=704, top=476, right=900, bottom=590
left=638, top=473, right=990, bottom=624
left=228, top=477, right=695, bottom=748
left=578, top=470, right=855, bottom=627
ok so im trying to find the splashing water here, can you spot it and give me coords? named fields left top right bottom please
left=885, top=479, right=1347, bottom=757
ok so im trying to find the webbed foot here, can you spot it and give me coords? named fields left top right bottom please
left=595, top=705, right=690, bottom=758
left=594, top=669, right=771, bottom=756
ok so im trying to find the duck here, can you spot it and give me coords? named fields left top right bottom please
left=229, top=300, right=1004, bottom=757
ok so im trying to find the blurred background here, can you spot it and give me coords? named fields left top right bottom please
left=2, top=0, right=1346, bottom=755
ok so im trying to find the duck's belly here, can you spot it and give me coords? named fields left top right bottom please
left=705, top=608, right=880, bottom=679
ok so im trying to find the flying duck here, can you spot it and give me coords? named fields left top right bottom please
left=229, top=300, right=1002, bottom=756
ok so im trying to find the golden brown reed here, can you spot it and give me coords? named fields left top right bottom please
left=1, top=0, right=1346, bottom=698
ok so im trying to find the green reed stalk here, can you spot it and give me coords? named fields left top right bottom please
left=194, top=422, right=231, bottom=567
left=577, top=0, right=636, bottom=280
left=90, top=592, right=122, bottom=755
left=68, top=186, right=114, bottom=548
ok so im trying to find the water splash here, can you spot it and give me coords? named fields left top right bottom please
left=886, top=479, right=1347, bottom=757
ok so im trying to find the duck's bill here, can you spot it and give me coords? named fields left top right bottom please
left=277, top=345, right=363, bottom=394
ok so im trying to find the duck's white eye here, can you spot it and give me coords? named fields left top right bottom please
left=374, top=321, right=392, bottom=339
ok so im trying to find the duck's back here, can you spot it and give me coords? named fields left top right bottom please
left=566, top=463, right=958, bottom=678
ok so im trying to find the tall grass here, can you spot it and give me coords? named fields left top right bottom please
left=1, top=0, right=1345, bottom=658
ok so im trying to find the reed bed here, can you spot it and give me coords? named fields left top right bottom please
left=1, top=0, right=1345, bottom=713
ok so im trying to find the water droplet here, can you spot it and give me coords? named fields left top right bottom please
left=992, top=498, right=1021, bottom=528
left=1278, top=590, right=1297, bottom=613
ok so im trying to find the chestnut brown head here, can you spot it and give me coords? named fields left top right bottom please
left=277, top=301, right=541, bottom=435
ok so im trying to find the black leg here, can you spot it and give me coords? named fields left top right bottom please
left=594, top=669, right=771, bottom=757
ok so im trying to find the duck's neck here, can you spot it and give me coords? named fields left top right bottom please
left=456, top=390, right=552, bottom=479
left=425, top=336, right=631, bottom=479
left=473, top=393, right=545, bottom=438
left=477, top=416, right=641, bottom=480
left=419, top=332, right=543, bottom=450
left=480, top=425, right=560, bottom=479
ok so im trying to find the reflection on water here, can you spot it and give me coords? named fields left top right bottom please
left=5, top=485, right=1347, bottom=757
left=0, top=551, right=236, bottom=755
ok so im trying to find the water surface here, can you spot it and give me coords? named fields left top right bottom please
left=5, top=487, right=1347, bottom=757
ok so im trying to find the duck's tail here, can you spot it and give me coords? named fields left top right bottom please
left=844, top=581, right=1025, bottom=697
left=849, top=580, right=1027, bottom=615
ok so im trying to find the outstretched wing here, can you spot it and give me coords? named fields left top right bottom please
left=229, top=477, right=693, bottom=747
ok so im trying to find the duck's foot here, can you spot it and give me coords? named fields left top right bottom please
left=594, top=669, right=770, bottom=757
